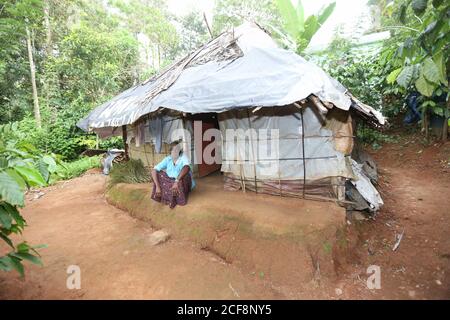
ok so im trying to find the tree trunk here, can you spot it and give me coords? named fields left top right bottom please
left=43, top=0, right=52, bottom=56
left=443, top=116, right=448, bottom=141
left=26, top=25, right=41, bottom=128
left=443, top=100, right=449, bottom=141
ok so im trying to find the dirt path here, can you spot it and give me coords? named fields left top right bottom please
left=0, top=173, right=280, bottom=299
left=357, top=137, right=450, bottom=299
left=0, top=136, right=449, bottom=300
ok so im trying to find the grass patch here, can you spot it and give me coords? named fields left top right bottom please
left=108, top=159, right=150, bottom=188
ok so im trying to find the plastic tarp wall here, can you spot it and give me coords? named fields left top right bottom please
left=218, top=105, right=354, bottom=181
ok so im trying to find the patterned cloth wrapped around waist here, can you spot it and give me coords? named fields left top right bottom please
left=151, top=169, right=192, bottom=209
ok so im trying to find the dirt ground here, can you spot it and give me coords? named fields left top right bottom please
left=0, top=133, right=449, bottom=300
left=345, top=134, right=450, bottom=299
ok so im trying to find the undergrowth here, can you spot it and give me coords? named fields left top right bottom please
left=108, top=159, right=151, bottom=188
left=50, top=156, right=102, bottom=183
left=357, top=124, right=398, bottom=150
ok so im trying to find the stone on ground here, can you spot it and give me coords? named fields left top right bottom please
left=149, top=230, right=170, bottom=246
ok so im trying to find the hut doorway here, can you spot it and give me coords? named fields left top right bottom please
left=191, top=113, right=221, bottom=177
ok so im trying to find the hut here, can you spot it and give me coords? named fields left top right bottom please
left=78, top=23, right=385, bottom=211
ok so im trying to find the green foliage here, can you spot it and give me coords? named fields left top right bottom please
left=110, top=0, right=179, bottom=64
left=108, top=159, right=150, bottom=188
left=274, top=0, right=336, bottom=53
left=212, top=0, right=282, bottom=35
left=52, top=156, right=101, bottom=182
left=0, top=0, right=45, bottom=123
left=173, top=11, right=209, bottom=56
left=380, top=0, right=449, bottom=117
left=314, top=37, right=387, bottom=113
left=46, top=24, right=139, bottom=105
left=1, top=0, right=139, bottom=160
left=411, top=0, right=428, bottom=15
left=357, top=124, right=397, bottom=150
left=0, top=122, right=52, bottom=276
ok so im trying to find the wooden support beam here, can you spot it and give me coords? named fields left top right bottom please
left=322, top=101, right=334, bottom=109
left=293, top=102, right=302, bottom=109
left=122, top=125, right=129, bottom=161
left=309, top=95, right=329, bottom=115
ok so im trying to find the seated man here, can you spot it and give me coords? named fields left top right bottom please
left=151, top=140, right=195, bottom=208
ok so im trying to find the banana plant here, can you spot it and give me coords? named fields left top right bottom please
left=273, top=0, right=336, bottom=53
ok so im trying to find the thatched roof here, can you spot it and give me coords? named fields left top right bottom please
left=78, top=23, right=385, bottom=133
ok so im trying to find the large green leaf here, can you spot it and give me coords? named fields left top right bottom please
left=387, top=68, right=402, bottom=84
left=6, top=255, right=24, bottom=276
left=415, top=74, right=436, bottom=96
left=9, top=252, right=43, bottom=266
left=37, top=159, right=50, bottom=182
left=42, top=155, right=57, bottom=173
left=5, top=168, right=27, bottom=190
left=276, top=0, right=299, bottom=38
left=396, top=65, right=415, bottom=88
left=422, top=57, right=441, bottom=84
left=14, top=166, right=46, bottom=187
left=0, top=233, right=14, bottom=249
left=0, top=206, right=12, bottom=229
left=0, top=256, right=14, bottom=272
left=1, top=203, right=25, bottom=228
left=317, top=2, right=336, bottom=25
left=433, top=52, right=448, bottom=85
left=303, top=15, right=319, bottom=43
left=0, top=170, right=24, bottom=206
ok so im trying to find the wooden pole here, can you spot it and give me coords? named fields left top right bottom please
left=122, top=125, right=129, bottom=160
left=246, top=109, right=258, bottom=193
left=424, top=110, right=429, bottom=140
left=203, top=12, right=213, bottom=39
left=300, top=107, right=306, bottom=199
left=444, top=90, right=449, bottom=141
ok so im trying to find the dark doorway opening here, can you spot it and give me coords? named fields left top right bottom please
left=189, top=113, right=221, bottom=178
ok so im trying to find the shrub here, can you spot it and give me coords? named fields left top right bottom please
left=0, top=122, right=53, bottom=276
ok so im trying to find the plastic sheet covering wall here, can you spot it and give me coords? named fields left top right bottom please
left=218, top=105, right=354, bottom=181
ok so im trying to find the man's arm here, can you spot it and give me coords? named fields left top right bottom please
left=171, top=165, right=190, bottom=195
left=176, top=165, right=190, bottom=182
